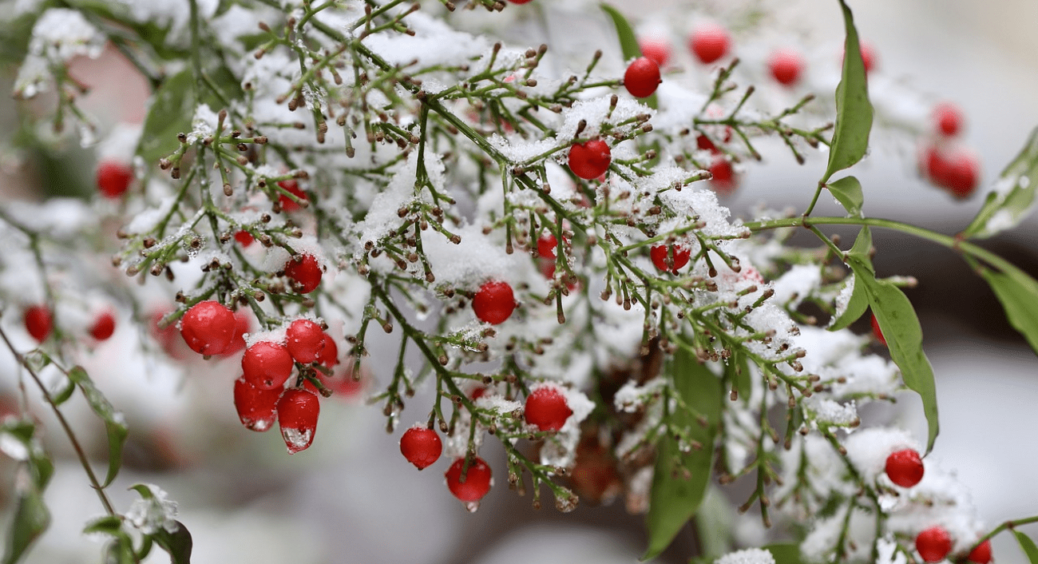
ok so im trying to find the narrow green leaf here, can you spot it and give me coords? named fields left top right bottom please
left=849, top=260, right=939, bottom=453
left=828, top=271, right=868, bottom=331
left=0, top=420, right=53, bottom=489
left=1, top=469, right=49, bottom=564
left=643, top=347, right=722, bottom=560
left=103, top=536, right=138, bottom=564
left=83, top=516, right=124, bottom=536
left=68, top=366, right=128, bottom=488
left=827, top=176, right=864, bottom=217
left=1016, top=531, right=1038, bottom=564
left=847, top=226, right=873, bottom=267
left=51, top=375, right=75, bottom=406
left=963, top=127, right=1038, bottom=239
left=600, top=3, right=658, bottom=110
left=152, top=521, right=193, bottom=564
left=979, top=267, right=1038, bottom=356
left=820, top=0, right=873, bottom=184
left=137, top=69, right=194, bottom=164
left=766, top=543, right=805, bottom=564
left=129, top=483, right=155, bottom=500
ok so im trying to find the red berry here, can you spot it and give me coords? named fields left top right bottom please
left=508, top=0, right=532, bottom=4
left=885, top=448, right=924, bottom=488
left=96, top=161, right=133, bottom=199
left=524, top=385, right=573, bottom=432
left=234, top=230, right=254, bottom=247
left=150, top=307, right=188, bottom=359
left=934, top=102, right=963, bottom=137
left=445, top=457, right=492, bottom=502
left=286, top=319, right=326, bottom=364
left=769, top=48, right=804, bottom=86
left=277, top=388, right=320, bottom=454
left=89, top=311, right=116, bottom=341
left=540, top=261, right=578, bottom=291
left=472, top=280, right=516, bottom=325
left=314, top=332, right=339, bottom=368
left=180, top=301, right=236, bottom=355
left=967, top=539, right=992, bottom=564
left=650, top=244, right=691, bottom=274
left=689, top=23, right=730, bottom=65
left=916, top=526, right=953, bottom=563
left=624, top=57, right=661, bottom=98
left=233, top=376, right=282, bottom=432
left=277, top=179, right=307, bottom=212
left=284, top=254, right=322, bottom=294
left=242, top=341, right=294, bottom=390
left=24, top=305, right=52, bottom=343
left=709, top=158, right=737, bottom=195
left=943, top=151, right=980, bottom=199
left=871, top=313, right=887, bottom=346
left=400, top=425, right=443, bottom=470
left=696, top=134, right=719, bottom=153
left=639, top=38, right=670, bottom=67
left=219, top=310, right=252, bottom=357
left=537, top=233, right=558, bottom=259
left=568, top=140, right=611, bottom=180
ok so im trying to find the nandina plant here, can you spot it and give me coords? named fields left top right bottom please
left=1, top=1, right=1038, bottom=563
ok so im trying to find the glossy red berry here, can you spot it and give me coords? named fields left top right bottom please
left=537, top=233, right=558, bottom=259
left=233, top=376, right=282, bottom=432
left=220, top=310, right=252, bottom=357
left=916, top=526, right=953, bottom=563
left=967, top=539, right=992, bottom=564
left=508, top=0, right=533, bottom=4
left=639, top=38, right=670, bottom=67
left=568, top=140, right=611, bottom=180
left=242, top=341, right=294, bottom=390
left=697, top=134, right=719, bottom=153
left=934, top=102, right=963, bottom=137
left=277, top=179, right=307, bottom=212
left=89, top=311, right=116, bottom=341
left=650, top=244, right=691, bottom=274
left=286, top=319, right=326, bottom=364
left=234, top=230, right=254, bottom=247
left=524, top=385, right=573, bottom=432
left=709, top=158, right=737, bottom=195
left=445, top=457, right=492, bottom=502
left=400, top=425, right=443, bottom=470
left=885, top=448, right=924, bottom=488
left=871, top=313, right=887, bottom=346
left=624, top=57, right=661, bottom=99
left=277, top=388, right=320, bottom=454
left=180, top=301, right=236, bottom=355
left=689, top=23, right=730, bottom=65
left=472, top=280, right=516, bottom=325
left=24, top=305, right=52, bottom=343
left=314, top=332, right=339, bottom=368
left=284, top=254, right=322, bottom=294
left=96, top=161, right=133, bottom=199
left=769, top=48, right=804, bottom=86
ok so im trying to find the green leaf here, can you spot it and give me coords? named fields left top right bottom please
left=51, top=376, right=75, bottom=406
left=600, top=3, right=658, bottom=110
left=152, top=521, right=193, bottom=564
left=643, top=347, right=722, bottom=560
left=963, top=127, right=1038, bottom=239
left=979, top=267, right=1038, bottom=356
left=820, top=0, right=873, bottom=184
left=137, top=69, right=194, bottom=165
left=827, top=176, right=864, bottom=217
left=68, top=366, right=128, bottom=488
left=847, top=226, right=873, bottom=267
left=1, top=469, right=49, bottom=564
left=766, top=543, right=805, bottom=564
left=1016, top=531, right=1038, bottom=564
left=829, top=227, right=872, bottom=331
left=83, top=516, right=124, bottom=536
left=848, top=260, right=939, bottom=453
left=103, top=536, right=138, bottom=564
left=0, top=420, right=53, bottom=489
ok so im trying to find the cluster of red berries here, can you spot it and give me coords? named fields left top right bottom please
left=919, top=103, right=980, bottom=199
left=178, top=300, right=342, bottom=454
left=398, top=384, right=574, bottom=505
left=884, top=449, right=992, bottom=563
left=23, top=304, right=116, bottom=344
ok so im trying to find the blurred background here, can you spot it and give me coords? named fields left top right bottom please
left=0, top=0, right=1037, bottom=562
